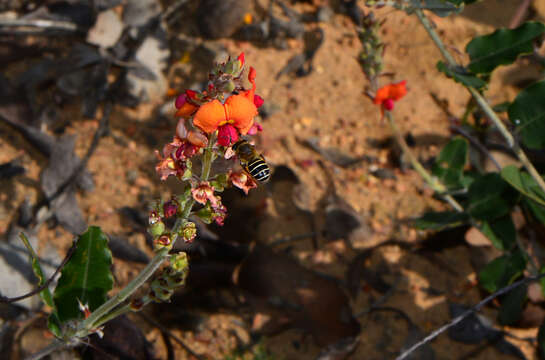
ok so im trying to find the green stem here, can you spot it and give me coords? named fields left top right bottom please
left=78, top=134, right=218, bottom=335
left=415, top=8, right=545, bottom=196
left=386, top=112, right=464, bottom=212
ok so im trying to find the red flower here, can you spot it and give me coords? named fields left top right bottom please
left=155, top=136, right=199, bottom=180
left=374, top=80, right=407, bottom=117
left=175, top=90, right=200, bottom=118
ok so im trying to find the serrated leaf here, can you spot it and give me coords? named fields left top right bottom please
left=480, top=215, right=516, bottom=251
left=508, top=80, right=545, bottom=149
left=467, top=173, right=515, bottom=220
left=498, top=283, right=526, bottom=325
left=413, top=211, right=469, bottom=230
left=53, top=226, right=113, bottom=323
left=437, top=61, right=487, bottom=89
left=467, top=21, right=545, bottom=74
left=432, top=137, right=468, bottom=189
left=501, top=165, right=545, bottom=206
left=479, top=251, right=526, bottom=293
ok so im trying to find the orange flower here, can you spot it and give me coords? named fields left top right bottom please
left=193, top=67, right=258, bottom=135
left=374, top=80, right=407, bottom=116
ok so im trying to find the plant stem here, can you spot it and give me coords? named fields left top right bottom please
left=414, top=8, right=545, bottom=195
left=386, top=112, right=464, bottom=212
left=78, top=134, right=218, bottom=335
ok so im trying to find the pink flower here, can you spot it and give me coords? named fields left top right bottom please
left=191, top=182, right=220, bottom=208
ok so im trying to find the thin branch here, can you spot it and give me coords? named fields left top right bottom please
left=509, top=0, right=532, bottom=29
left=395, top=273, right=545, bottom=360
left=0, top=238, right=76, bottom=303
left=386, top=112, right=464, bottom=212
left=415, top=8, right=545, bottom=196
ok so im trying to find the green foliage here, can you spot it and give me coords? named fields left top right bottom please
left=436, top=61, right=486, bottom=89
left=501, top=165, right=545, bottom=206
left=53, top=226, right=113, bottom=323
left=480, top=215, right=516, bottom=251
left=466, top=21, right=545, bottom=74
left=508, top=80, right=545, bottom=149
left=466, top=173, right=516, bottom=220
left=479, top=251, right=526, bottom=293
left=413, top=211, right=469, bottom=230
left=498, top=283, right=526, bottom=325
left=524, top=198, right=545, bottom=225
left=432, top=137, right=468, bottom=189
left=20, top=233, right=62, bottom=337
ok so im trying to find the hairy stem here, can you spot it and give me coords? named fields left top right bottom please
left=78, top=134, right=217, bottom=335
left=386, top=112, right=464, bottom=212
left=415, top=8, right=545, bottom=195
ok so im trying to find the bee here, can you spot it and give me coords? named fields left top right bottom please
left=232, top=140, right=271, bottom=183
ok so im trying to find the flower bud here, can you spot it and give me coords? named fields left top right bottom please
left=149, top=220, right=165, bottom=238
left=170, top=252, right=189, bottom=272
left=163, top=200, right=178, bottom=218
left=130, top=298, right=145, bottom=312
left=176, top=118, right=188, bottom=139
left=154, top=234, right=172, bottom=251
left=181, top=222, right=197, bottom=243
left=175, top=94, right=188, bottom=109
left=187, top=130, right=208, bottom=148
left=223, top=80, right=236, bottom=93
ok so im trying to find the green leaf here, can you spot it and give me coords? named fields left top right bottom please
left=19, top=233, right=62, bottom=337
left=467, top=173, right=515, bottom=220
left=492, top=101, right=511, bottom=113
left=412, top=211, right=469, bottom=230
left=432, top=137, right=468, bottom=189
left=53, top=226, right=113, bottom=323
left=508, top=80, right=545, bottom=149
left=498, top=283, right=526, bottom=325
left=467, top=21, right=545, bottom=74
left=480, top=215, right=516, bottom=251
left=539, top=320, right=545, bottom=358
left=501, top=165, right=545, bottom=206
left=437, top=61, right=487, bottom=89
left=524, top=198, right=545, bottom=225
left=479, top=250, right=526, bottom=293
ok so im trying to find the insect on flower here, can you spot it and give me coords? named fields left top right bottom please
left=232, top=139, right=270, bottom=183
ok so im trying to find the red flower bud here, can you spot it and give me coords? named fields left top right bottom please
left=217, top=124, right=239, bottom=147
left=163, top=201, right=178, bottom=218
left=253, top=94, right=264, bottom=108
left=237, top=52, right=245, bottom=67
left=175, top=94, right=187, bottom=109
left=383, top=98, right=395, bottom=111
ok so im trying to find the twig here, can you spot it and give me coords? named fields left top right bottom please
left=138, top=312, right=206, bottom=360
left=0, top=18, right=79, bottom=32
left=0, top=238, right=77, bottom=303
left=450, top=125, right=502, bottom=171
left=395, top=273, right=545, bottom=360
left=415, top=8, right=545, bottom=196
left=509, top=0, right=532, bottom=29
left=386, top=112, right=464, bottom=212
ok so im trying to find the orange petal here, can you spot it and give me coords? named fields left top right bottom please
left=374, top=80, right=407, bottom=104
left=175, top=102, right=199, bottom=117
left=193, top=100, right=227, bottom=133
left=225, top=95, right=257, bottom=135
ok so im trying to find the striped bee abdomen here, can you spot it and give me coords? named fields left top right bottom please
left=246, top=157, right=271, bottom=182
